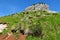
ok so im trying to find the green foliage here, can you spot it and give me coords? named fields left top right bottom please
left=0, top=11, right=60, bottom=40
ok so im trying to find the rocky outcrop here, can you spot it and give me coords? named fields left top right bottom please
left=0, top=23, right=8, bottom=32
left=25, top=3, right=49, bottom=11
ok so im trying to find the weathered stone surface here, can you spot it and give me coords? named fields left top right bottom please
left=25, top=3, right=49, bottom=11
left=0, top=23, right=8, bottom=32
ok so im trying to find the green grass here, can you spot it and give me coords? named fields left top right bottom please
left=0, top=11, right=60, bottom=40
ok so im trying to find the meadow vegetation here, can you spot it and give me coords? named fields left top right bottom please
left=0, top=11, right=60, bottom=40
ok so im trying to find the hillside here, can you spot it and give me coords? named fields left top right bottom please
left=0, top=10, right=60, bottom=40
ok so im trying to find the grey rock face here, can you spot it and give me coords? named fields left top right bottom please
left=25, top=3, right=49, bottom=11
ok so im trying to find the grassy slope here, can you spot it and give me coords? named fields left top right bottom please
left=0, top=11, right=60, bottom=40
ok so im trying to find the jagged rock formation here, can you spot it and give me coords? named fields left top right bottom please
left=0, top=23, right=8, bottom=32
left=25, top=3, right=58, bottom=13
left=25, top=3, right=49, bottom=11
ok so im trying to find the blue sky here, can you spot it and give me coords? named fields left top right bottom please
left=0, top=0, right=60, bottom=16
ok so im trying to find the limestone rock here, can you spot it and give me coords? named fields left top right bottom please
left=25, top=3, right=49, bottom=11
